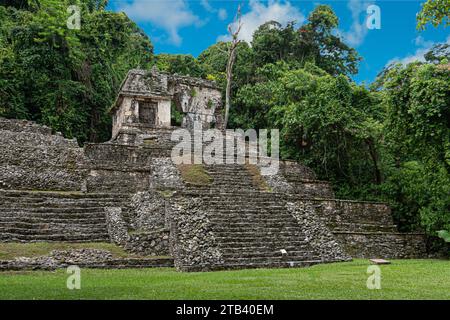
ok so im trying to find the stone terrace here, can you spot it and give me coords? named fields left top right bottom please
left=0, top=116, right=427, bottom=271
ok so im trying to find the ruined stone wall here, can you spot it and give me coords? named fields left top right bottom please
left=169, top=196, right=224, bottom=271
left=293, top=198, right=427, bottom=258
left=286, top=201, right=351, bottom=262
left=334, top=232, right=427, bottom=259
left=259, top=160, right=334, bottom=198
left=297, top=199, right=394, bottom=227
left=0, top=117, right=182, bottom=194
left=0, top=118, right=87, bottom=191
left=104, top=191, right=174, bottom=257
left=170, top=75, right=222, bottom=130
left=84, top=143, right=153, bottom=193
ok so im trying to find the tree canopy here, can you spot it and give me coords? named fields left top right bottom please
left=0, top=0, right=153, bottom=142
left=417, top=0, right=450, bottom=30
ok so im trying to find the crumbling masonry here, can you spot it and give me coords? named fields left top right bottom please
left=0, top=68, right=426, bottom=271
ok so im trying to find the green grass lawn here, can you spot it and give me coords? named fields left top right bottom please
left=0, top=259, right=448, bottom=300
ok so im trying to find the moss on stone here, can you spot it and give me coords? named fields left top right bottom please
left=245, top=164, right=271, bottom=192
left=158, top=190, right=175, bottom=198
left=143, top=138, right=156, bottom=145
left=178, top=164, right=212, bottom=186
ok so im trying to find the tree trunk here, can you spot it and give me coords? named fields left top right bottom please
left=223, top=5, right=242, bottom=129
left=366, top=138, right=382, bottom=184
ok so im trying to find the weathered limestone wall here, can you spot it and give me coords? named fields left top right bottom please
left=0, top=117, right=182, bottom=194
left=293, top=198, right=427, bottom=258
left=104, top=191, right=174, bottom=256
left=0, top=118, right=87, bottom=191
left=169, top=196, right=224, bottom=271
left=334, top=232, right=427, bottom=259
left=125, top=230, right=170, bottom=256
left=171, top=76, right=222, bottom=130
left=286, top=201, right=351, bottom=262
left=298, top=199, right=394, bottom=228
left=128, top=191, right=168, bottom=231
left=260, top=161, right=334, bottom=198
left=280, top=161, right=317, bottom=180
left=84, top=143, right=154, bottom=193
left=112, top=97, right=172, bottom=140
left=149, top=158, right=183, bottom=190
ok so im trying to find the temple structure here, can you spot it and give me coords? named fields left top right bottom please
left=110, top=67, right=223, bottom=145
left=0, top=69, right=427, bottom=271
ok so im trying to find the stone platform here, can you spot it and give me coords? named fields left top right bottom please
left=0, top=117, right=427, bottom=271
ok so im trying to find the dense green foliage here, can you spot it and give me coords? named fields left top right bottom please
left=234, top=62, right=383, bottom=196
left=417, top=0, right=450, bottom=29
left=0, top=260, right=449, bottom=299
left=154, top=53, right=205, bottom=78
left=0, top=0, right=153, bottom=142
left=380, top=62, right=450, bottom=236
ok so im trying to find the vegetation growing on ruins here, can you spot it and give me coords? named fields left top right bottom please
left=0, top=259, right=449, bottom=299
left=0, top=0, right=153, bottom=143
left=178, top=164, right=213, bottom=186
left=0, top=1, right=448, bottom=248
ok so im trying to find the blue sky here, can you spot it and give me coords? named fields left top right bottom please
left=107, top=0, right=449, bottom=84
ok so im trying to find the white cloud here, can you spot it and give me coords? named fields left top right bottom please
left=218, top=8, right=228, bottom=21
left=387, top=35, right=450, bottom=66
left=217, top=0, right=304, bottom=43
left=201, top=0, right=228, bottom=21
left=340, top=0, right=375, bottom=47
left=200, top=0, right=214, bottom=12
left=118, top=0, right=203, bottom=46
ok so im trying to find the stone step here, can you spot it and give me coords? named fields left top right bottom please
left=222, top=256, right=321, bottom=265
left=0, top=225, right=108, bottom=235
left=205, top=202, right=287, bottom=208
left=0, top=233, right=109, bottom=242
left=218, top=243, right=310, bottom=251
left=0, top=192, right=130, bottom=200
left=214, top=238, right=309, bottom=246
left=209, top=183, right=255, bottom=187
left=214, top=228, right=305, bottom=235
left=0, top=207, right=107, bottom=213
left=0, top=216, right=106, bottom=224
left=0, top=202, right=125, bottom=209
left=180, top=259, right=324, bottom=271
left=211, top=223, right=301, bottom=231
left=209, top=207, right=289, bottom=211
left=221, top=250, right=314, bottom=259
left=210, top=218, right=298, bottom=225
left=0, top=197, right=126, bottom=204
left=179, top=192, right=282, bottom=199
left=0, top=212, right=107, bottom=219
left=330, top=222, right=397, bottom=232
left=215, top=224, right=301, bottom=230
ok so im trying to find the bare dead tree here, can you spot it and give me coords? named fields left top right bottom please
left=224, top=5, right=242, bottom=129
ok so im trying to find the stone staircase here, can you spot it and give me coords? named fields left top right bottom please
left=186, top=163, right=258, bottom=192
left=0, top=190, right=130, bottom=242
left=172, top=163, right=347, bottom=271
left=203, top=191, right=325, bottom=269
